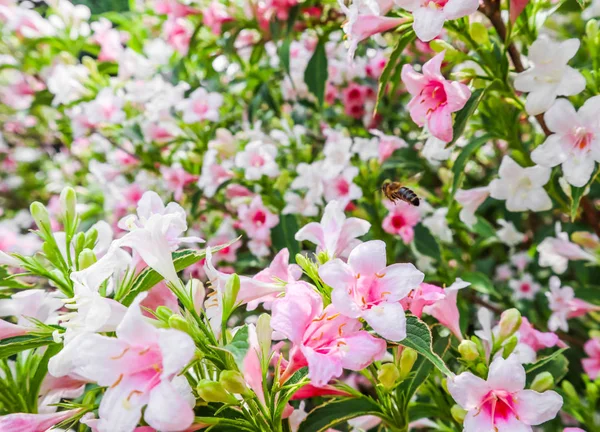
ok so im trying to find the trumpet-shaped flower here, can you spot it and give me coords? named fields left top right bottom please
left=448, top=356, right=563, bottom=431
left=0, top=409, right=83, bottom=432
left=422, top=278, right=470, bottom=340
left=514, top=37, right=585, bottom=115
left=456, top=187, right=489, bottom=228
left=319, top=240, right=424, bottom=341
left=531, top=97, right=600, bottom=187
left=295, top=200, right=370, bottom=259
left=537, top=223, right=596, bottom=274
left=235, top=141, right=280, bottom=181
left=489, top=156, right=552, bottom=212
left=546, top=276, right=600, bottom=332
left=271, top=282, right=386, bottom=387
left=48, top=294, right=195, bottom=432
left=583, top=337, right=600, bottom=380
left=508, top=273, right=541, bottom=300
left=381, top=199, right=421, bottom=243
left=401, top=51, right=471, bottom=142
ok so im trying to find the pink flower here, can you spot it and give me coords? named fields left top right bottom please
left=323, top=167, right=363, bottom=208
left=448, top=356, right=563, bottom=431
left=295, top=200, right=370, bottom=259
left=235, top=141, right=280, bottom=181
left=272, top=282, right=386, bottom=387
left=395, top=0, right=479, bottom=42
left=0, top=408, right=82, bottom=432
left=154, top=0, right=198, bottom=17
left=508, top=273, right=541, bottom=301
left=422, top=278, right=470, bottom=340
left=401, top=51, right=471, bottom=142
left=583, top=337, right=600, bottom=380
left=369, top=129, right=407, bottom=162
left=519, top=317, right=561, bottom=353
left=0, top=319, right=29, bottom=340
left=342, top=83, right=369, bottom=119
left=90, top=18, right=124, bottom=62
left=455, top=187, right=489, bottom=227
left=319, top=240, right=424, bottom=341
left=510, top=0, right=529, bottom=22
left=381, top=200, right=421, bottom=243
left=163, top=18, right=193, bottom=54
left=177, top=87, right=223, bottom=123
left=546, top=276, right=600, bottom=332
left=237, top=196, right=279, bottom=242
left=365, top=52, right=388, bottom=79
left=197, top=150, right=234, bottom=198
left=160, top=165, right=197, bottom=201
left=400, top=283, right=445, bottom=317
left=48, top=294, right=195, bottom=432
left=203, top=1, right=232, bottom=34
left=38, top=375, right=86, bottom=413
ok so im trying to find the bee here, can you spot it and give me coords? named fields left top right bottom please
left=381, top=181, right=420, bottom=206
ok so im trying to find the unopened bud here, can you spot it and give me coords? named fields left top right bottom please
left=502, top=335, right=519, bottom=359
left=316, top=250, right=329, bottom=265
left=220, top=370, right=250, bottom=395
left=587, top=19, right=599, bottom=40
left=188, top=278, right=205, bottom=314
left=222, top=274, right=240, bottom=321
left=59, top=187, right=77, bottom=229
left=458, top=340, right=479, bottom=361
left=85, top=227, right=98, bottom=249
left=530, top=372, right=554, bottom=392
left=155, top=306, right=174, bottom=321
left=451, top=404, right=467, bottom=423
left=169, top=314, right=191, bottom=335
left=73, top=232, right=85, bottom=253
left=586, top=382, right=598, bottom=400
left=196, top=379, right=238, bottom=404
left=498, top=308, right=521, bottom=340
left=399, top=347, right=418, bottom=380
left=256, top=313, right=272, bottom=360
left=378, top=363, right=400, bottom=389
left=572, top=231, right=600, bottom=250
left=469, top=22, right=489, bottom=45
left=78, top=248, right=97, bottom=270
left=429, top=42, right=458, bottom=59
left=475, top=363, right=487, bottom=378
left=30, top=202, right=52, bottom=236
left=561, top=381, right=578, bottom=400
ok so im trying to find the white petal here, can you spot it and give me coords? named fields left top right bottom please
left=543, top=98, right=579, bottom=134
left=412, top=7, right=446, bottom=42
left=158, top=329, right=195, bottom=378
left=447, top=372, right=490, bottom=410
left=515, top=389, right=563, bottom=425
left=525, top=89, right=558, bottom=116
left=486, top=356, right=525, bottom=393
left=531, top=135, right=568, bottom=167
left=556, top=67, right=586, bottom=97
left=362, top=302, right=407, bottom=341
left=562, top=156, right=596, bottom=187
left=144, top=381, right=195, bottom=431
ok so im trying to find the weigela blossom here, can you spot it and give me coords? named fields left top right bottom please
left=323, top=166, right=363, bottom=209
left=531, top=97, right=600, bottom=187
left=271, top=281, right=386, bottom=387
left=401, top=51, right=471, bottom=143
left=455, top=187, right=489, bottom=228
left=235, top=141, right=280, bottom=180
left=546, top=276, right=600, bottom=332
left=319, top=240, right=424, bottom=341
left=537, top=223, right=596, bottom=274
left=448, top=356, right=563, bottom=431
left=583, top=337, right=600, bottom=380
left=177, top=87, right=223, bottom=123
left=381, top=199, right=420, bottom=243
left=514, top=37, right=585, bottom=116
left=508, top=273, right=541, bottom=300
left=496, top=219, right=526, bottom=247
left=489, top=156, right=552, bottom=212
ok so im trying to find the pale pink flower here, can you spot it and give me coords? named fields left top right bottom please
left=518, top=317, right=561, bottom=353
left=154, top=0, right=197, bottom=17
left=323, top=166, right=363, bottom=208
left=0, top=408, right=82, bottom=432
left=381, top=200, right=421, bottom=243
left=369, top=129, right=407, bottom=162
left=295, top=200, right=370, bottom=259
left=207, top=218, right=241, bottom=263
left=197, top=149, right=234, bottom=198
left=448, top=356, right=562, bottom=431
left=272, top=282, right=386, bottom=387
left=531, top=97, right=600, bottom=187
left=90, top=18, right=124, bottom=62
left=0, top=289, right=62, bottom=327
left=511, top=252, right=532, bottom=273
left=84, top=88, right=126, bottom=126
left=456, top=187, right=489, bottom=227
left=0, top=71, right=44, bottom=110
left=422, top=278, right=470, bottom=340
left=508, top=273, right=541, bottom=300
left=235, top=141, right=280, bottom=180
left=0, top=319, right=29, bottom=340
left=495, top=264, right=513, bottom=282
left=583, top=337, right=600, bottom=380
left=237, top=196, right=279, bottom=242
left=177, top=87, right=223, bottom=123
left=160, top=165, right=197, bottom=201
left=538, top=223, right=596, bottom=274
left=546, top=276, right=600, bottom=332
left=48, top=294, right=195, bottom=432
left=203, top=1, right=232, bottom=34
left=319, top=240, right=424, bottom=341
left=365, top=52, right=388, bottom=79
left=401, top=51, right=471, bottom=142
left=395, top=0, right=479, bottom=41
left=400, top=282, right=445, bottom=317
left=163, top=17, right=193, bottom=54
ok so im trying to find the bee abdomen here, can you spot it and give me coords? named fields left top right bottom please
left=395, top=187, right=420, bottom=206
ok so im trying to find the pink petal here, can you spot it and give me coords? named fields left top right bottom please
left=447, top=372, right=489, bottom=410
left=514, top=389, right=563, bottom=425
left=347, top=240, right=387, bottom=276
left=144, top=381, right=194, bottom=431
left=486, top=357, right=525, bottom=393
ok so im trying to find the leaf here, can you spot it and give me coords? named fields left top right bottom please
left=569, top=165, right=599, bottom=221
left=408, top=403, right=440, bottom=422
left=447, top=88, right=487, bottom=147
left=279, top=38, right=291, bottom=75
left=461, top=271, right=494, bottom=295
left=375, top=30, right=415, bottom=113
left=120, top=240, right=238, bottom=306
left=304, top=40, right=328, bottom=107
left=298, top=398, right=383, bottom=432
left=399, top=316, right=452, bottom=376
left=413, top=224, right=441, bottom=261
left=449, top=134, right=491, bottom=199
left=0, top=335, right=56, bottom=360
left=223, top=325, right=250, bottom=370
left=271, top=214, right=301, bottom=262
left=525, top=348, right=569, bottom=385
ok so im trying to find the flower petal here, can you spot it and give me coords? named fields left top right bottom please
left=362, top=302, right=407, bottom=341
left=144, top=381, right=195, bottom=431
left=515, top=389, right=563, bottom=425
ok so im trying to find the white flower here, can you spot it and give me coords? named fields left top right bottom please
left=422, top=136, right=451, bottom=165
left=46, top=64, right=89, bottom=106
left=510, top=251, right=532, bottom=272
left=235, top=141, right=279, bottom=180
left=514, top=36, right=585, bottom=115
left=583, top=0, right=600, bottom=19
left=496, top=219, right=525, bottom=247
left=282, top=192, right=319, bottom=217
left=508, top=273, right=541, bottom=300
left=176, top=87, right=223, bottom=123
left=531, top=97, right=600, bottom=187
left=537, top=223, right=596, bottom=274
left=291, top=161, right=326, bottom=202
left=422, top=207, right=452, bottom=243
left=455, top=187, right=489, bottom=227
left=323, top=135, right=353, bottom=177
left=489, top=156, right=552, bottom=212
left=352, top=137, right=379, bottom=161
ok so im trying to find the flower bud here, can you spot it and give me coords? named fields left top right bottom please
left=169, top=314, right=192, bottom=335
left=561, top=381, right=578, bottom=400
left=451, top=405, right=467, bottom=423
left=498, top=308, right=521, bottom=340
left=572, top=231, right=600, bottom=250
left=429, top=42, right=459, bottom=60
left=222, top=274, right=240, bottom=321
left=378, top=363, right=400, bottom=389
left=85, top=227, right=98, bottom=250
left=155, top=306, right=174, bottom=321
left=475, top=363, right=487, bottom=378
left=196, top=379, right=238, bottom=404
left=73, top=232, right=86, bottom=254
left=458, top=340, right=479, bottom=361
left=59, top=187, right=77, bottom=231
left=256, top=313, right=272, bottom=360
left=30, top=202, right=52, bottom=236
left=78, top=248, right=97, bottom=270
left=586, top=382, right=598, bottom=400
left=469, top=22, right=489, bottom=45
left=220, top=370, right=250, bottom=395
left=399, top=347, right=418, bottom=380
left=502, top=335, right=518, bottom=359
left=587, top=19, right=599, bottom=41
left=530, top=372, right=554, bottom=392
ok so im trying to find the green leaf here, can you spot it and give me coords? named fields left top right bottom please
left=223, top=325, right=250, bottom=370
left=413, top=224, right=441, bottom=261
left=525, top=348, right=569, bottom=385
left=271, top=214, right=301, bottom=262
left=449, top=134, right=490, bottom=199
left=120, top=241, right=238, bottom=306
left=298, top=397, right=383, bottom=432
left=279, top=38, right=291, bottom=75
left=447, top=88, right=487, bottom=147
left=375, top=30, right=415, bottom=113
left=399, top=316, right=452, bottom=376
left=461, top=271, right=494, bottom=295
left=304, top=40, right=328, bottom=107
left=408, top=403, right=441, bottom=422
left=0, top=335, right=56, bottom=360
left=569, top=165, right=599, bottom=221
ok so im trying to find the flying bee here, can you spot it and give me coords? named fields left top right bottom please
left=381, top=181, right=420, bottom=206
